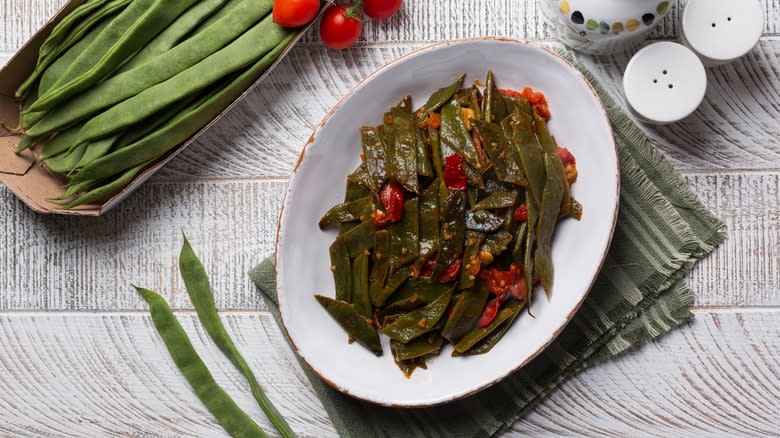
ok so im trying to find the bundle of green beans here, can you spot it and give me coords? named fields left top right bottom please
left=14, top=0, right=302, bottom=209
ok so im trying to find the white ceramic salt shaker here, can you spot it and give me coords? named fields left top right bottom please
left=680, top=0, right=764, bottom=65
left=623, top=42, right=707, bottom=124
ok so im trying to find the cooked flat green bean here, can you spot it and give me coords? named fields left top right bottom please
left=453, top=299, right=525, bottom=355
left=472, top=120, right=526, bottom=186
left=453, top=303, right=517, bottom=354
left=442, top=282, right=489, bottom=343
left=480, top=230, right=513, bottom=257
left=390, top=277, right=452, bottom=304
left=361, top=125, right=387, bottom=191
left=428, top=127, right=445, bottom=181
left=178, top=237, right=296, bottom=438
left=433, top=186, right=466, bottom=277
left=369, top=230, right=391, bottom=305
left=329, top=239, right=352, bottom=303
left=524, top=192, right=539, bottom=303
left=352, top=253, right=372, bottom=318
left=391, top=333, right=444, bottom=361
left=388, top=116, right=419, bottom=193
left=413, top=178, right=440, bottom=272
left=315, top=295, right=382, bottom=356
left=458, top=231, right=485, bottom=289
left=319, top=195, right=375, bottom=229
left=416, top=73, right=464, bottom=119
left=381, top=287, right=453, bottom=343
left=534, top=154, right=565, bottom=297
left=415, top=124, right=433, bottom=177
left=471, top=190, right=517, bottom=211
left=135, top=286, right=270, bottom=438
left=373, top=265, right=413, bottom=308
left=440, top=99, right=480, bottom=168
left=504, top=115, right=546, bottom=203
left=389, top=198, right=419, bottom=272
left=481, top=70, right=507, bottom=123
left=465, top=210, right=504, bottom=233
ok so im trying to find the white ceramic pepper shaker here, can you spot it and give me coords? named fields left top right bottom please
left=623, top=42, right=707, bottom=124
left=680, top=0, right=764, bottom=65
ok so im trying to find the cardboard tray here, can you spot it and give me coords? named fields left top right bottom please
left=0, top=0, right=307, bottom=215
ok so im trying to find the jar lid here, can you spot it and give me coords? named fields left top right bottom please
left=623, top=42, right=707, bottom=124
left=681, top=0, right=763, bottom=63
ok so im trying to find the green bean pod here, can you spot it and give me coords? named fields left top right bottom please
left=29, top=0, right=202, bottom=113
left=433, top=186, right=466, bottom=277
left=360, top=126, right=387, bottom=191
left=416, top=73, right=465, bottom=119
left=472, top=120, right=526, bottom=186
left=533, top=109, right=571, bottom=216
left=352, top=253, right=372, bottom=319
left=57, top=162, right=147, bottom=209
left=413, top=178, right=440, bottom=273
left=315, top=295, right=382, bottom=356
left=369, top=230, right=391, bottom=304
left=441, top=282, right=489, bottom=343
left=534, top=154, right=565, bottom=297
left=388, top=116, right=419, bottom=193
left=318, top=195, right=375, bottom=229
left=178, top=237, right=296, bottom=438
left=28, top=0, right=273, bottom=138
left=135, top=286, right=270, bottom=438
left=69, top=31, right=295, bottom=184
left=453, top=299, right=525, bottom=355
left=329, top=239, right=352, bottom=303
left=458, top=231, right=485, bottom=289
left=381, top=287, right=453, bottom=343
left=388, top=198, right=419, bottom=272
left=481, top=70, right=507, bottom=123
left=471, top=190, right=517, bottom=211
left=391, top=333, right=444, bottom=361
left=480, top=230, right=513, bottom=257
left=440, top=99, right=480, bottom=168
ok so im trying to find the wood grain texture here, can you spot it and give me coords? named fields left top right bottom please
left=2, top=0, right=780, bottom=52
left=0, top=311, right=776, bottom=437
left=0, top=171, right=777, bottom=311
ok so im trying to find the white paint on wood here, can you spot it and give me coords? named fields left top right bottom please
left=0, top=312, right=776, bottom=437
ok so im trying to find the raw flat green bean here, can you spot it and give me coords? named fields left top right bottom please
left=66, top=15, right=291, bottom=151
left=48, top=178, right=98, bottom=202
left=471, top=190, right=517, bottom=211
left=57, top=162, right=146, bottom=209
left=453, top=299, right=525, bottom=355
left=178, top=237, right=296, bottom=438
left=116, top=0, right=230, bottom=74
left=352, top=253, right=371, bottom=318
left=388, top=198, right=419, bottom=272
left=40, top=125, right=81, bottom=159
left=458, top=231, right=485, bottom=289
left=360, top=126, right=387, bottom=191
left=391, top=333, right=444, bottom=361
left=315, top=295, right=382, bottom=356
left=433, top=186, right=466, bottom=276
left=533, top=109, right=571, bottom=216
left=442, top=282, right=489, bottom=343
left=416, top=73, right=464, bottom=119
left=465, top=210, right=504, bottom=233
left=388, top=116, right=419, bottom=193
left=480, top=230, right=513, bottom=257
left=14, top=135, right=39, bottom=153
left=16, top=0, right=124, bottom=98
left=329, top=239, right=352, bottom=302
left=453, top=304, right=517, bottom=354
left=28, top=0, right=273, bottom=138
left=319, top=195, right=375, bottom=229
left=440, top=99, right=480, bottom=168
left=29, top=0, right=201, bottom=112
left=472, top=120, right=526, bottom=186
left=135, top=287, right=270, bottom=438
left=70, top=31, right=296, bottom=184
left=534, top=154, right=565, bottom=297
left=45, top=143, right=86, bottom=174
left=413, top=179, right=440, bottom=272
left=74, top=134, right=121, bottom=169
left=381, top=287, right=453, bottom=343
left=372, top=265, right=413, bottom=308
left=369, top=230, right=391, bottom=304
left=187, top=0, right=245, bottom=37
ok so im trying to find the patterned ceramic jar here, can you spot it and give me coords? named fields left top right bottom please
left=542, top=0, right=676, bottom=54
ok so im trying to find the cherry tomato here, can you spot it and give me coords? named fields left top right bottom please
left=272, top=0, right=319, bottom=27
left=319, top=4, right=362, bottom=50
left=438, top=259, right=462, bottom=283
left=443, top=153, right=467, bottom=191
left=380, top=181, right=404, bottom=222
left=513, top=203, right=527, bottom=222
left=557, top=147, right=576, bottom=166
left=363, top=0, right=402, bottom=20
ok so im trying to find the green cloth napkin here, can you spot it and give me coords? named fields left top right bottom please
left=249, top=54, right=726, bottom=437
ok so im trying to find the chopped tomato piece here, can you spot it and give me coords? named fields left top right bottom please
left=443, top=154, right=467, bottom=191
left=379, top=182, right=404, bottom=222
left=513, top=203, right=527, bottom=222
left=477, top=297, right=501, bottom=328
left=438, top=259, right=462, bottom=283
left=421, top=112, right=441, bottom=129
left=371, top=209, right=391, bottom=228
left=557, top=147, right=576, bottom=166
left=481, top=267, right=516, bottom=295
left=498, top=88, right=523, bottom=98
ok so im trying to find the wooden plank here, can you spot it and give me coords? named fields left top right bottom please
left=0, top=171, right=777, bottom=311
left=3, top=0, right=780, bottom=52
left=0, top=311, right=775, bottom=437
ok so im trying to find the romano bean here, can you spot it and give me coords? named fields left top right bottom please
left=27, top=0, right=273, bottom=138
left=69, top=31, right=296, bottom=183
left=389, top=198, right=419, bottom=272
left=28, top=0, right=201, bottom=113
left=442, top=282, right=489, bottom=343
left=481, top=70, right=507, bottom=123
left=440, top=99, right=480, bottom=168
left=465, top=210, right=504, bottom=233
left=534, top=154, right=565, bottom=297
left=453, top=299, right=525, bottom=355
left=471, top=190, right=517, bottom=211
left=319, top=195, right=376, bottom=229
left=472, top=120, right=526, bottom=186
left=352, top=253, right=372, bottom=318
left=381, top=287, right=453, bottom=343
left=329, top=239, right=352, bottom=303
left=390, top=277, right=452, bottom=303
left=480, top=230, right=513, bottom=256
left=388, top=116, right=419, bottom=193
left=391, top=333, right=444, bottom=361
left=339, top=220, right=376, bottom=259
left=361, top=126, right=387, bottom=191
left=524, top=191, right=539, bottom=301
left=369, top=230, right=391, bottom=304
left=65, top=15, right=291, bottom=151
left=413, top=179, right=440, bottom=272
left=534, top=109, right=571, bottom=216
left=416, top=73, right=464, bottom=119
left=39, top=125, right=81, bottom=160
left=458, top=231, right=485, bottom=289
left=135, top=287, right=270, bottom=438
left=373, top=266, right=413, bottom=308
left=503, top=115, right=546, bottom=203
left=433, top=187, right=466, bottom=277
left=316, top=295, right=382, bottom=356
left=57, top=161, right=148, bottom=209
left=453, top=304, right=516, bottom=353
left=178, top=237, right=296, bottom=438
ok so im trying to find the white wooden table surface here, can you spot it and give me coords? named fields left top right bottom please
left=1, top=1, right=778, bottom=436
